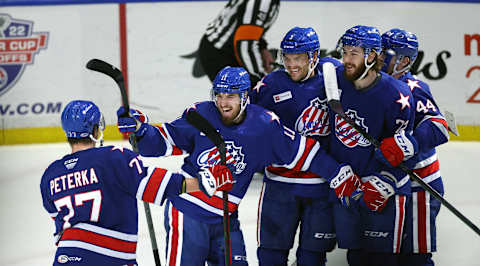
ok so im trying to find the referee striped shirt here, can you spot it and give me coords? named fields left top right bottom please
left=205, top=0, right=280, bottom=79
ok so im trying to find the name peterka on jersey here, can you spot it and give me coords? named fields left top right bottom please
left=50, top=168, right=99, bottom=196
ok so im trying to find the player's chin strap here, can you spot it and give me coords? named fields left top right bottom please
left=89, top=131, right=104, bottom=147
left=232, top=96, right=250, bottom=124
left=300, top=53, right=319, bottom=82
left=392, top=55, right=413, bottom=77
left=356, top=51, right=377, bottom=81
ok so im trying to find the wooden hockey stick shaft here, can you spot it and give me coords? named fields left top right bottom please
left=86, top=58, right=162, bottom=265
left=185, top=109, right=232, bottom=266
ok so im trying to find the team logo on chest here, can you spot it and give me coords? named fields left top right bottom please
left=335, top=109, right=370, bottom=148
left=197, top=140, right=247, bottom=174
left=295, top=97, right=330, bottom=136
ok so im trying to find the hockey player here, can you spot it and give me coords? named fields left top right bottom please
left=328, top=25, right=416, bottom=266
left=377, top=29, right=449, bottom=266
left=249, top=27, right=342, bottom=266
left=117, top=66, right=360, bottom=265
left=198, top=0, right=280, bottom=85
left=40, top=100, right=233, bottom=265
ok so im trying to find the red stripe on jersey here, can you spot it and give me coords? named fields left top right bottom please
left=189, top=191, right=239, bottom=213
left=60, top=228, right=136, bottom=253
left=157, top=126, right=183, bottom=155
left=168, top=206, right=180, bottom=266
left=142, top=168, right=167, bottom=203
left=395, top=195, right=406, bottom=253
left=266, top=166, right=318, bottom=178
left=414, top=160, right=440, bottom=178
left=157, top=126, right=168, bottom=139
left=172, top=146, right=183, bottom=155
left=292, top=138, right=317, bottom=171
left=417, top=191, right=427, bottom=253
left=429, top=117, right=448, bottom=131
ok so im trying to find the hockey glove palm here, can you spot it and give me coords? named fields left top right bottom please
left=198, top=165, right=234, bottom=197
left=375, top=130, right=417, bottom=167
left=116, top=107, right=149, bottom=137
left=360, top=175, right=395, bottom=212
left=330, top=164, right=361, bottom=206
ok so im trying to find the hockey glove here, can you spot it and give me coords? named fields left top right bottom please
left=116, top=107, right=149, bottom=137
left=330, top=164, right=361, bottom=206
left=360, top=175, right=395, bottom=212
left=375, top=130, right=418, bottom=167
left=198, top=165, right=234, bottom=197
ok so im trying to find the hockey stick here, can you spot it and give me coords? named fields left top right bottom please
left=86, top=58, right=162, bottom=265
left=322, top=62, right=480, bottom=237
left=185, top=109, right=232, bottom=266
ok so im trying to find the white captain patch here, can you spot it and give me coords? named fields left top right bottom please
left=273, top=91, right=292, bottom=103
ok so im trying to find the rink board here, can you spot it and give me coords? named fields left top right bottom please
left=0, top=1, right=479, bottom=144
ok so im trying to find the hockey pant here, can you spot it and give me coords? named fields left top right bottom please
left=399, top=187, right=442, bottom=266
left=257, top=181, right=335, bottom=265
left=52, top=246, right=137, bottom=266
left=164, top=201, right=248, bottom=266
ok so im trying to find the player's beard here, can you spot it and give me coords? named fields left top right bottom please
left=218, top=105, right=241, bottom=126
left=344, top=62, right=366, bottom=81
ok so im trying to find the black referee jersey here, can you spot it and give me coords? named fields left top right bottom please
left=198, top=0, right=280, bottom=83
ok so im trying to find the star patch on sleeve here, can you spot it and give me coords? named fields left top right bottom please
left=396, top=91, right=411, bottom=110
left=253, top=77, right=266, bottom=93
left=111, top=146, right=125, bottom=153
left=267, top=111, right=280, bottom=125
left=407, top=79, right=421, bottom=91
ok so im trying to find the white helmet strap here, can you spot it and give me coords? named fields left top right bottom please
left=392, top=55, right=412, bottom=76
left=301, top=51, right=319, bottom=82
left=89, top=127, right=104, bottom=147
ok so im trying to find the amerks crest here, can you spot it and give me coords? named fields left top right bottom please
left=335, top=109, right=370, bottom=148
left=0, top=14, right=49, bottom=96
left=197, top=140, right=247, bottom=174
left=295, top=97, right=330, bottom=136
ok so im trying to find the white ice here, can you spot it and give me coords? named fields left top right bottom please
left=1, top=141, right=479, bottom=266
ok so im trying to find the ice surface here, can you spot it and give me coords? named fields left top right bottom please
left=1, top=141, right=479, bottom=265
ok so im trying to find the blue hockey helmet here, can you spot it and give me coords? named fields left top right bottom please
left=381, top=28, right=418, bottom=61
left=338, top=25, right=382, bottom=80
left=212, top=66, right=250, bottom=119
left=280, top=26, right=321, bottom=81
left=61, top=100, right=105, bottom=141
left=381, top=28, right=418, bottom=74
left=338, top=25, right=382, bottom=57
left=281, top=27, right=320, bottom=55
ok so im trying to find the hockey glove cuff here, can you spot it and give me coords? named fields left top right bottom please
left=375, top=130, right=418, bottom=167
left=360, top=175, right=395, bottom=212
left=330, top=164, right=361, bottom=203
left=117, top=107, right=149, bottom=137
left=198, top=165, right=234, bottom=197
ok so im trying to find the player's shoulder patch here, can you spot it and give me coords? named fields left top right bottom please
left=110, top=145, right=128, bottom=154
left=106, top=145, right=138, bottom=165
left=251, top=105, right=282, bottom=129
left=181, top=101, right=214, bottom=119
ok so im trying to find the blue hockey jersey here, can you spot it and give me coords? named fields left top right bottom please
left=40, top=146, right=184, bottom=264
left=136, top=101, right=342, bottom=223
left=328, top=66, right=416, bottom=194
left=400, top=72, right=449, bottom=192
left=248, top=58, right=342, bottom=197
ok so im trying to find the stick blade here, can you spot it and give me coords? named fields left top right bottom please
left=86, top=58, right=124, bottom=83
left=443, top=109, right=460, bottom=136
